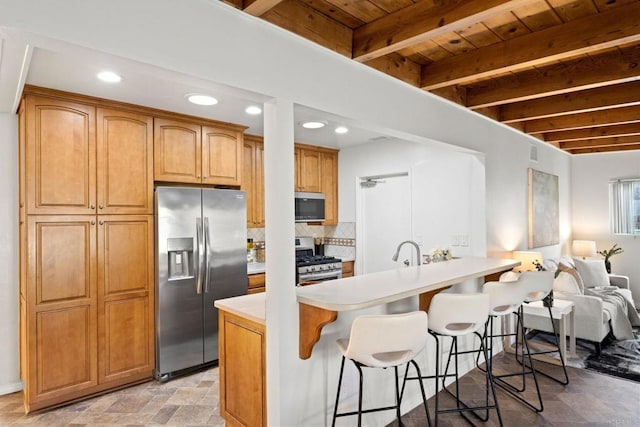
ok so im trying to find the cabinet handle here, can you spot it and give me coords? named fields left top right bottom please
left=91, top=220, right=95, bottom=225
left=99, top=220, right=104, bottom=225
left=99, top=205, right=104, bottom=210
left=90, top=205, right=95, bottom=209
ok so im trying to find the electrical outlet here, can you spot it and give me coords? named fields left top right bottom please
left=451, top=235, right=459, bottom=246
left=460, top=235, right=469, bottom=247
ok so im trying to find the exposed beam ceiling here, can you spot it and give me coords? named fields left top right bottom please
left=230, top=0, right=640, bottom=155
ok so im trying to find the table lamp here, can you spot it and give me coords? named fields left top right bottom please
left=572, top=240, right=596, bottom=259
left=512, top=250, right=543, bottom=272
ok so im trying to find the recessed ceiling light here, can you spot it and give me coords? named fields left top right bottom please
left=245, top=106, right=262, bottom=115
left=301, top=121, right=326, bottom=129
left=335, top=126, right=349, bottom=134
left=97, top=71, right=122, bottom=83
left=186, top=93, right=219, bottom=106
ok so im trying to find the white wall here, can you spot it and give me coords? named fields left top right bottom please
left=572, top=152, right=640, bottom=305
left=0, top=113, right=21, bottom=395
left=0, top=1, right=573, bottom=424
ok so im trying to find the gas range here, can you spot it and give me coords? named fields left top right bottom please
left=295, top=237, right=342, bottom=285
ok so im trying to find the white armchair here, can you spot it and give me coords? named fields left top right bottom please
left=521, top=258, right=633, bottom=353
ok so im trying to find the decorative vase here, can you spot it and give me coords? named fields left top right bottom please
left=605, top=260, right=611, bottom=274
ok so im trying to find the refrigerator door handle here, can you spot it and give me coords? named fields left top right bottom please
left=196, top=217, right=204, bottom=295
left=204, top=217, right=211, bottom=293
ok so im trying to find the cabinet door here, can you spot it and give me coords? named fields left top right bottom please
left=25, top=216, right=98, bottom=409
left=202, top=126, right=243, bottom=186
left=25, top=96, right=96, bottom=214
left=297, top=148, right=321, bottom=192
left=154, top=118, right=201, bottom=184
left=320, top=151, right=338, bottom=225
left=97, top=216, right=154, bottom=384
left=254, top=141, right=265, bottom=227
left=242, top=139, right=256, bottom=227
left=97, top=109, right=153, bottom=214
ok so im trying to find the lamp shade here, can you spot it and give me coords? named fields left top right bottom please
left=572, top=240, right=596, bottom=259
left=512, top=251, right=543, bottom=272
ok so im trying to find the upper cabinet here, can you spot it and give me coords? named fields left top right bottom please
left=23, top=92, right=154, bottom=215
left=24, top=95, right=96, bottom=215
left=320, top=150, right=338, bottom=226
left=242, top=135, right=265, bottom=228
left=295, top=147, right=321, bottom=193
left=97, top=108, right=154, bottom=214
left=154, top=118, right=245, bottom=186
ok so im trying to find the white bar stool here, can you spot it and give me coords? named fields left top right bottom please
left=331, top=311, right=431, bottom=427
left=481, top=272, right=546, bottom=413
left=406, top=293, right=502, bottom=426
left=518, top=271, right=570, bottom=386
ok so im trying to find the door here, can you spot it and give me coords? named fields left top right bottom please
left=202, top=189, right=248, bottom=363
left=156, top=186, right=203, bottom=375
left=360, top=174, right=412, bottom=274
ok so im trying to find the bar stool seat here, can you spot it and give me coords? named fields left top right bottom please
left=332, top=311, right=431, bottom=427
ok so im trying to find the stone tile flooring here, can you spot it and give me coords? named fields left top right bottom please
left=0, top=368, right=223, bottom=426
left=1, top=356, right=639, bottom=426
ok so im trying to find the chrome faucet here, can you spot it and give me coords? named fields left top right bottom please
left=392, top=240, right=421, bottom=267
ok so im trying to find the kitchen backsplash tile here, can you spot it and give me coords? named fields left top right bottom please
left=325, top=222, right=355, bottom=239
left=247, top=222, right=357, bottom=256
left=247, top=228, right=265, bottom=242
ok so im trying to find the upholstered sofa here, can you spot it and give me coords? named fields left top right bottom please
left=521, top=257, right=636, bottom=352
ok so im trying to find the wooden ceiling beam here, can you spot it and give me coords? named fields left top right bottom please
left=543, top=123, right=640, bottom=143
left=523, top=105, right=640, bottom=134
left=352, top=0, right=530, bottom=62
left=365, top=53, right=421, bottom=87
left=420, top=2, right=640, bottom=90
left=569, top=144, right=640, bottom=154
left=243, top=0, right=284, bottom=16
left=559, top=135, right=640, bottom=150
left=500, top=81, right=640, bottom=123
left=467, top=44, right=640, bottom=109
left=260, top=0, right=352, bottom=57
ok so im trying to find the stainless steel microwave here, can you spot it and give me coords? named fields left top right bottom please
left=295, top=192, right=325, bottom=222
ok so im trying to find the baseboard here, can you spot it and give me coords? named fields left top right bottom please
left=0, top=380, right=23, bottom=396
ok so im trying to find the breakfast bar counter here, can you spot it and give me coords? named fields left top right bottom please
left=296, top=257, right=519, bottom=359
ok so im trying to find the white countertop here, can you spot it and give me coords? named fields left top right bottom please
left=296, top=257, right=519, bottom=311
left=247, top=262, right=266, bottom=275
left=214, top=292, right=265, bottom=325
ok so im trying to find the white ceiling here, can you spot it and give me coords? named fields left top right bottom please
left=4, top=39, right=390, bottom=148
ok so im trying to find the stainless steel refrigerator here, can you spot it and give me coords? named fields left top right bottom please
left=155, top=186, right=247, bottom=381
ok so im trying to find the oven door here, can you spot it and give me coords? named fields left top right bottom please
left=297, top=270, right=342, bottom=286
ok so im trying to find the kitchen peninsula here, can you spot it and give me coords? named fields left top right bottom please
left=296, top=257, right=519, bottom=358
left=215, top=257, right=518, bottom=426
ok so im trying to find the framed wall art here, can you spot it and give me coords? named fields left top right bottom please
left=528, top=168, right=559, bottom=248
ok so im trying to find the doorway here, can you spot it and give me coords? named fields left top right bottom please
left=357, top=172, right=412, bottom=275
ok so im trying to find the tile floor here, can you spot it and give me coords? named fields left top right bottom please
left=0, top=368, right=223, bottom=426
left=1, top=355, right=639, bottom=426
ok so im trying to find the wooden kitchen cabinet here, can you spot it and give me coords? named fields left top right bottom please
left=320, top=150, right=338, bottom=225
left=21, top=214, right=155, bottom=412
left=248, top=273, right=266, bottom=294
left=242, top=135, right=265, bottom=228
left=154, top=117, right=245, bottom=186
left=342, top=261, right=354, bottom=278
left=23, top=216, right=99, bottom=411
left=23, top=92, right=154, bottom=216
left=219, top=310, right=266, bottom=427
left=295, top=146, right=321, bottom=192
left=97, top=216, right=154, bottom=384
left=97, top=108, right=154, bottom=214
left=24, top=95, right=96, bottom=215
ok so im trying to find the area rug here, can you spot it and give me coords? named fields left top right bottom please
left=528, top=329, right=640, bottom=383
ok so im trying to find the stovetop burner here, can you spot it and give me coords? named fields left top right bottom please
left=296, top=255, right=342, bottom=267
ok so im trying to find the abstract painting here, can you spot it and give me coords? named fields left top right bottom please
left=528, top=168, right=559, bottom=248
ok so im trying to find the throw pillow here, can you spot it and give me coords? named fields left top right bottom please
left=499, top=271, right=519, bottom=282
left=572, top=258, right=609, bottom=289
left=552, top=271, right=581, bottom=295
left=558, top=263, right=584, bottom=294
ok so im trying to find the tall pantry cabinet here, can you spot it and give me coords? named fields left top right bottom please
left=18, top=88, right=155, bottom=412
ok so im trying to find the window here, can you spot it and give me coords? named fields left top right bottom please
left=609, top=179, right=640, bottom=234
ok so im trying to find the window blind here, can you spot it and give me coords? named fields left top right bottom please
left=609, top=179, right=640, bottom=234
